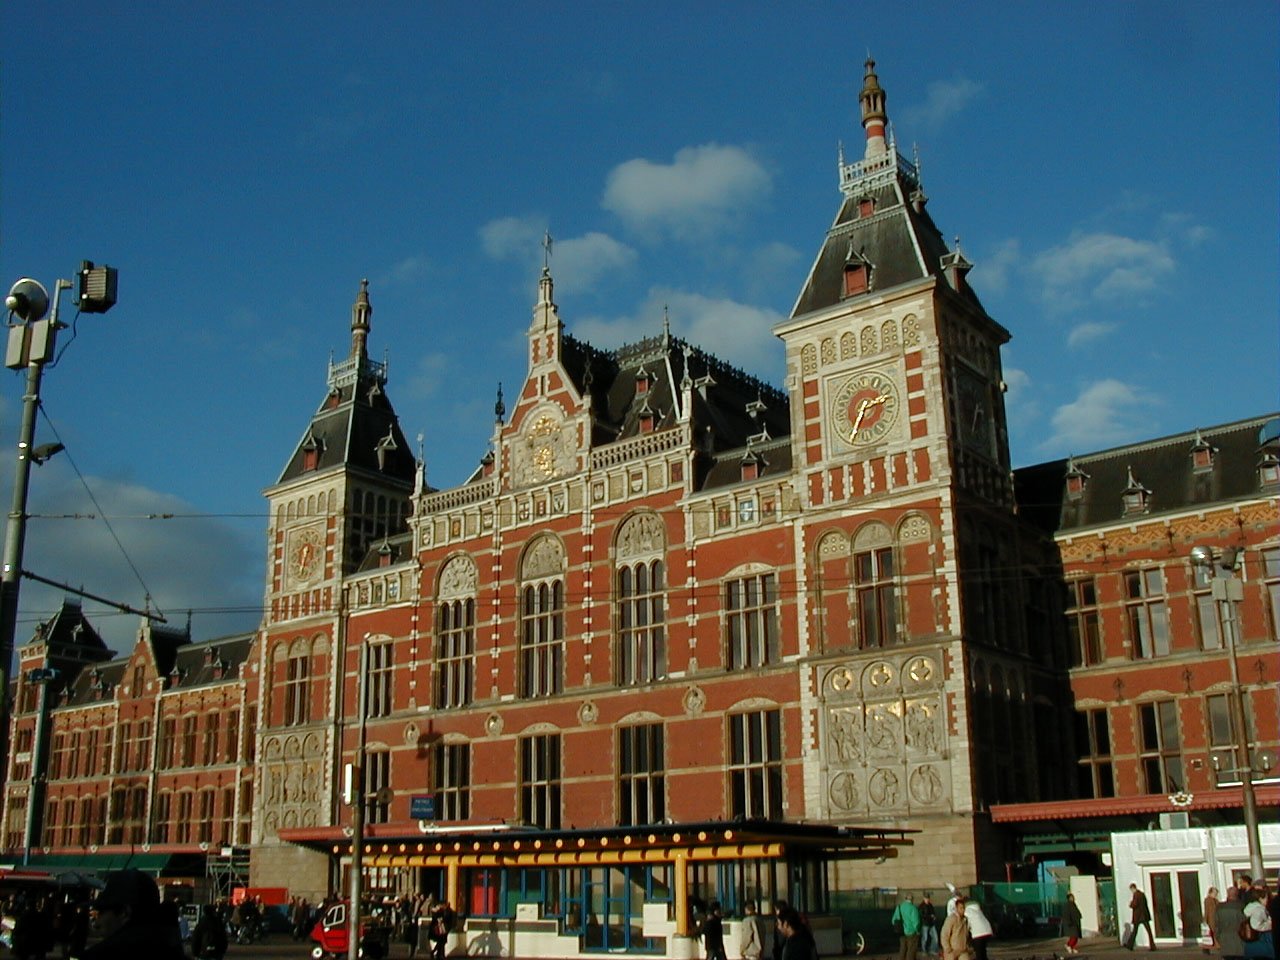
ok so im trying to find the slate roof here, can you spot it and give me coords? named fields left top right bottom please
left=1013, top=415, right=1280, bottom=536
left=557, top=330, right=792, bottom=492
left=790, top=152, right=986, bottom=320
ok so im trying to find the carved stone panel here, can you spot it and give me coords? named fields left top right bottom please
left=260, top=730, right=328, bottom=836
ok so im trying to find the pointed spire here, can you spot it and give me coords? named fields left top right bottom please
left=859, top=57, right=888, bottom=159
left=539, top=232, right=555, bottom=306
left=351, top=278, right=372, bottom=359
left=494, top=382, right=505, bottom=423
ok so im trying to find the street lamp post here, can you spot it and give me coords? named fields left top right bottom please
left=0, top=266, right=116, bottom=799
left=1190, top=545, right=1266, bottom=880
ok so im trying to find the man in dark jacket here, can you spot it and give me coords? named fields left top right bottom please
left=1124, top=883, right=1156, bottom=951
left=76, top=869, right=185, bottom=960
left=1214, top=886, right=1246, bottom=960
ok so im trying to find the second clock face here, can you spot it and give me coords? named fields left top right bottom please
left=831, top=368, right=901, bottom=447
left=289, top=527, right=324, bottom=584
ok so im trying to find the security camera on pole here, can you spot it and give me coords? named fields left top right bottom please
left=0, top=264, right=116, bottom=794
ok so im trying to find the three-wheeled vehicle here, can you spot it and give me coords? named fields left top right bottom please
left=310, top=900, right=390, bottom=959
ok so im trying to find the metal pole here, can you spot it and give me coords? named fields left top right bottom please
left=348, top=638, right=368, bottom=960
left=0, top=316, right=54, bottom=799
left=1216, top=576, right=1265, bottom=879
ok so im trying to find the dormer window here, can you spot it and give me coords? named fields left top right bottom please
left=842, top=243, right=873, bottom=298
left=1259, top=449, right=1280, bottom=487
left=375, top=429, right=398, bottom=471
left=1190, top=430, right=1216, bottom=472
left=480, top=450, right=495, bottom=477
left=1121, top=466, right=1151, bottom=516
left=638, top=400, right=657, bottom=434
left=635, top=367, right=652, bottom=396
left=378, top=540, right=393, bottom=568
left=741, top=448, right=763, bottom=482
left=1065, top=458, right=1089, bottom=500
left=301, top=431, right=323, bottom=472
left=857, top=196, right=875, bottom=218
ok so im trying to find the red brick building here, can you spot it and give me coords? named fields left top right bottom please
left=1, top=60, right=1275, bottom=955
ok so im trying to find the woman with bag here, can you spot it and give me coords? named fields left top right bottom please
left=1241, top=884, right=1273, bottom=959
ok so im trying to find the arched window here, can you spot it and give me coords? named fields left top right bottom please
left=436, top=556, right=478, bottom=709
left=520, top=538, right=565, bottom=698
left=615, top=514, right=667, bottom=684
left=853, top=523, right=897, bottom=648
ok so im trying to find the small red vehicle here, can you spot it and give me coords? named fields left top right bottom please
left=309, top=901, right=390, bottom=959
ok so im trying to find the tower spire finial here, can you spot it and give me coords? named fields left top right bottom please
left=539, top=232, right=555, bottom=306
left=351, top=278, right=372, bottom=359
left=859, top=56, right=888, bottom=159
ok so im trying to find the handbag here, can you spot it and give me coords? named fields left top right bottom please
left=1239, top=919, right=1258, bottom=943
left=893, top=917, right=904, bottom=935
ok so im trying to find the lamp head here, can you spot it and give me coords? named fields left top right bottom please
left=1189, top=545, right=1215, bottom=569
left=5, top=278, right=50, bottom=322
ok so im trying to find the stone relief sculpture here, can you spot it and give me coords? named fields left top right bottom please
left=829, top=707, right=862, bottom=763
left=261, top=730, right=327, bottom=835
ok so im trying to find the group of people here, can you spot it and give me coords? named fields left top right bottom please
left=4, top=895, right=90, bottom=959
left=891, top=892, right=992, bottom=960
left=696, top=898, right=816, bottom=960
left=1202, top=875, right=1277, bottom=960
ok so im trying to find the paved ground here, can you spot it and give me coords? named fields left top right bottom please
left=216, top=932, right=1220, bottom=960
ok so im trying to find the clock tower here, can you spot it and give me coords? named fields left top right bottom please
left=776, top=59, right=1054, bottom=883
left=263, top=280, right=418, bottom=623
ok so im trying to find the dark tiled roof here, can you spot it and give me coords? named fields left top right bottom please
left=276, top=368, right=417, bottom=487
left=167, top=633, right=254, bottom=688
left=1014, top=415, right=1280, bottom=535
left=558, top=330, right=791, bottom=492
left=356, top=532, right=415, bottom=572
left=791, top=167, right=984, bottom=319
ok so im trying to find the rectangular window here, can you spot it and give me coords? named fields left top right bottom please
left=1074, top=708, right=1115, bottom=798
left=1126, top=568, right=1170, bottom=658
left=855, top=549, right=898, bottom=648
left=728, top=710, right=784, bottom=819
left=1066, top=578, right=1102, bottom=666
left=176, top=793, right=194, bottom=843
left=725, top=573, right=779, bottom=668
left=219, top=787, right=235, bottom=846
left=203, top=713, right=221, bottom=765
left=285, top=654, right=309, bottom=725
left=223, top=710, right=239, bottom=763
left=181, top=715, right=198, bottom=767
left=158, top=717, right=177, bottom=769
left=1138, top=700, right=1184, bottom=793
left=520, top=582, right=565, bottom=698
left=1206, top=693, right=1259, bottom=785
left=152, top=793, right=169, bottom=843
left=433, top=743, right=471, bottom=821
left=366, top=641, right=394, bottom=718
left=198, top=791, right=215, bottom=844
left=436, top=600, right=475, bottom=708
left=617, top=561, right=667, bottom=684
left=135, top=720, right=152, bottom=771
left=1192, top=565, right=1224, bottom=650
left=86, top=730, right=100, bottom=777
left=365, top=750, right=391, bottom=825
left=116, top=722, right=132, bottom=774
left=520, top=734, right=561, bottom=829
left=618, top=724, right=665, bottom=826
left=1264, top=547, right=1280, bottom=641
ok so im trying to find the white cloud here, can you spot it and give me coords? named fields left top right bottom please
left=1066, top=321, right=1115, bottom=348
left=1043, top=379, right=1158, bottom=453
left=574, top=288, right=785, bottom=382
left=1031, top=232, right=1174, bottom=309
left=900, top=76, right=983, bottom=131
left=972, top=238, right=1020, bottom=295
left=379, top=254, right=432, bottom=286
left=479, top=218, right=635, bottom=295
left=13, top=466, right=260, bottom=652
left=602, top=144, right=771, bottom=238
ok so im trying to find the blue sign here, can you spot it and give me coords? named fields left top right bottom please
left=410, top=795, right=437, bottom=821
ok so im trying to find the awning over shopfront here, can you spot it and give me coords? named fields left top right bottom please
left=20, top=852, right=201, bottom=876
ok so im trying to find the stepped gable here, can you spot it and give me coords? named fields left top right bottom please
left=791, top=58, right=985, bottom=319
left=277, top=280, right=417, bottom=486
left=1014, top=414, right=1280, bottom=534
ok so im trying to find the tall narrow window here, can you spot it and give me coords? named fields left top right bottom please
left=365, top=749, right=391, bottom=825
left=203, top=713, right=221, bottom=765
left=618, top=560, right=667, bottom=684
left=433, top=742, right=471, bottom=821
left=198, top=790, right=216, bottom=844
left=116, top=722, right=133, bottom=774
left=176, top=792, right=194, bottom=843
left=520, top=734, right=561, bottom=829
left=1138, top=700, right=1184, bottom=793
left=223, top=711, right=239, bottom=763
left=725, top=572, right=779, bottom=668
left=158, top=717, right=177, bottom=769
left=1066, top=578, right=1102, bottom=666
left=728, top=710, right=783, bottom=819
left=135, top=720, right=152, bottom=771
left=1192, top=564, right=1224, bottom=650
left=436, top=598, right=475, bottom=708
left=615, top=514, right=668, bottom=684
left=520, top=581, right=564, bottom=697
left=285, top=651, right=310, bottom=725
left=618, top=724, right=665, bottom=826
left=366, top=640, right=394, bottom=718
left=1205, top=693, right=1258, bottom=784
left=855, top=547, right=898, bottom=648
left=1125, top=569, right=1170, bottom=658
left=1074, top=707, right=1114, bottom=798
left=1263, top=547, right=1280, bottom=641
left=181, top=716, right=198, bottom=767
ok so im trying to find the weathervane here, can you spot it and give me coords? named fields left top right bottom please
left=542, top=231, right=554, bottom=270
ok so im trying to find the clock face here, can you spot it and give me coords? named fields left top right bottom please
left=957, top=370, right=992, bottom=453
left=289, top=528, right=323, bottom=584
left=831, top=368, right=901, bottom=447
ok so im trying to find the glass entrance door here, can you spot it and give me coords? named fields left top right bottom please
left=1148, top=870, right=1201, bottom=941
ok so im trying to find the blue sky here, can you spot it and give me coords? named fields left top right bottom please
left=2, top=2, right=1277, bottom=650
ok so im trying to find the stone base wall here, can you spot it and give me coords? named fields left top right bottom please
left=250, top=841, right=331, bottom=902
left=831, top=815, right=980, bottom=893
